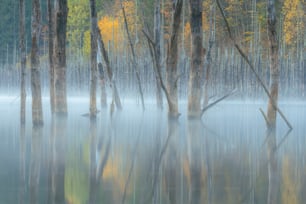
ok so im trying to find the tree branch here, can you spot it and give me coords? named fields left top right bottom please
left=201, top=89, right=237, bottom=116
left=215, top=0, right=292, bottom=130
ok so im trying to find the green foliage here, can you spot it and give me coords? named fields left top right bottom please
left=67, top=0, right=90, bottom=54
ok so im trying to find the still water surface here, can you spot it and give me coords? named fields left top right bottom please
left=0, top=97, right=305, bottom=204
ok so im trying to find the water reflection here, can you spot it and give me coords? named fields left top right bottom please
left=5, top=102, right=306, bottom=203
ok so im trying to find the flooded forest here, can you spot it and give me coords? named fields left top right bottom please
left=0, top=0, right=305, bottom=204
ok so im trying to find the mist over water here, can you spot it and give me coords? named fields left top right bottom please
left=0, top=95, right=305, bottom=203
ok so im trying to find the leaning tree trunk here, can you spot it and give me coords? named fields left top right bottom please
left=19, top=0, right=26, bottom=125
left=266, top=0, right=279, bottom=204
left=97, top=31, right=122, bottom=110
left=89, top=0, right=98, bottom=119
left=154, top=0, right=163, bottom=110
left=48, top=0, right=55, bottom=114
left=166, top=0, right=183, bottom=119
left=188, top=0, right=204, bottom=118
left=53, top=0, right=68, bottom=116
left=31, top=0, right=43, bottom=126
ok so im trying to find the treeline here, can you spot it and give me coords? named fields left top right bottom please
left=0, top=0, right=305, bottom=98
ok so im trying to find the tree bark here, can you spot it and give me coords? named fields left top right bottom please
left=166, top=0, right=183, bottom=119
left=31, top=0, right=43, bottom=126
left=188, top=0, right=204, bottom=118
left=89, top=0, right=98, bottom=119
left=54, top=0, right=68, bottom=116
left=19, top=0, right=26, bottom=125
left=154, top=0, right=163, bottom=110
left=266, top=0, right=279, bottom=204
left=48, top=0, right=55, bottom=114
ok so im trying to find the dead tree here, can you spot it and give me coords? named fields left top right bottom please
left=144, top=0, right=183, bottom=119
left=188, top=0, right=204, bottom=118
left=121, top=4, right=145, bottom=111
left=53, top=0, right=68, bottom=116
left=154, top=0, right=163, bottom=110
left=31, top=0, right=43, bottom=126
left=19, top=0, right=26, bottom=125
left=48, top=0, right=55, bottom=114
left=266, top=0, right=279, bottom=203
left=166, top=0, right=183, bottom=119
left=97, top=31, right=122, bottom=110
left=89, top=0, right=98, bottom=119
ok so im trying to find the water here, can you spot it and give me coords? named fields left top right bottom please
left=0, top=97, right=305, bottom=204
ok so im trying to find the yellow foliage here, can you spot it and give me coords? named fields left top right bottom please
left=282, top=156, right=299, bottom=204
left=117, top=0, right=142, bottom=43
left=282, top=0, right=304, bottom=46
left=83, top=30, right=91, bottom=58
left=184, top=22, right=191, bottom=56
left=98, top=16, right=123, bottom=52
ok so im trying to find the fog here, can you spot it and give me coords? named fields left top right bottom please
left=0, top=95, right=305, bottom=203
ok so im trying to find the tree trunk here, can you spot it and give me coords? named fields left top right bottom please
left=89, top=0, right=98, bottom=119
left=54, top=0, right=68, bottom=116
left=166, top=0, right=183, bottom=119
left=31, top=0, right=43, bottom=126
left=48, top=0, right=55, bottom=114
left=266, top=0, right=279, bottom=204
left=19, top=0, right=26, bottom=125
left=97, top=32, right=122, bottom=110
left=98, top=62, right=107, bottom=108
left=154, top=0, right=163, bottom=110
left=203, top=3, right=215, bottom=108
left=188, top=0, right=204, bottom=118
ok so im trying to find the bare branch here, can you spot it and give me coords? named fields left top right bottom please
left=215, top=0, right=292, bottom=130
left=259, top=108, right=269, bottom=126
left=201, top=89, right=237, bottom=116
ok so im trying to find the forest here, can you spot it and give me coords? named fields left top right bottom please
left=0, top=0, right=305, bottom=204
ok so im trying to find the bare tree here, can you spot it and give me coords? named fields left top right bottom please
left=188, top=0, right=204, bottom=118
left=266, top=0, right=280, bottom=203
left=53, top=0, right=68, bottom=116
left=31, top=0, right=43, bottom=126
left=122, top=4, right=145, bottom=111
left=48, top=0, right=55, bottom=114
left=97, top=32, right=122, bottom=110
left=154, top=0, right=163, bottom=110
left=19, top=0, right=26, bottom=124
left=89, top=0, right=98, bottom=119
left=166, top=0, right=183, bottom=119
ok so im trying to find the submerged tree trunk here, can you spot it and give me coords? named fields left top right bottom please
left=97, top=32, right=122, bottom=110
left=31, top=0, right=43, bottom=126
left=154, top=0, right=163, bottom=110
left=166, top=0, right=183, bottom=119
left=266, top=0, right=279, bottom=204
left=89, top=0, right=98, bottom=119
left=19, top=0, right=26, bottom=125
left=48, top=0, right=55, bottom=114
left=188, top=0, right=204, bottom=118
left=53, top=0, right=68, bottom=116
